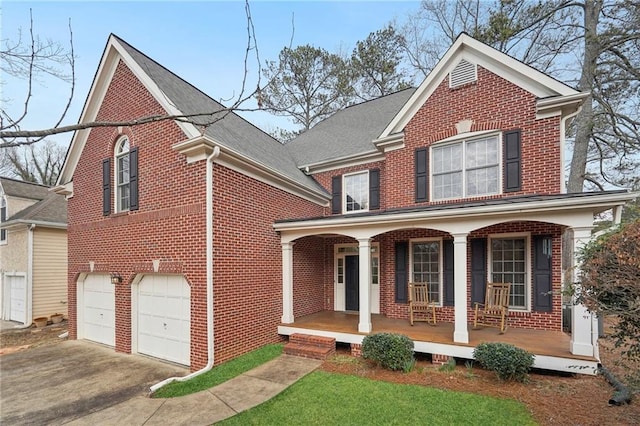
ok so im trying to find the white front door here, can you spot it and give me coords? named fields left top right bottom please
left=82, top=274, right=115, bottom=346
left=8, top=275, right=27, bottom=324
left=137, top=275, right=191, bottom=366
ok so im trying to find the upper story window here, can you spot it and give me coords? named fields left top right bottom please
left=331, top=169, right=380, bottom=214
left=0, top=195, right=7, bottom=243
left=115, top=137, right=131, bottom=212
left=432, top=135, right=500, bottom=201
left=344, top=171, right=369, bottom=213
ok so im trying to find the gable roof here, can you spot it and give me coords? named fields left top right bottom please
left=380, top=33, right=586, bottom=138
left=3, top=192, right=67, bottom=227
left=57, top=34, right=327, bottom=202
left=286, top=88, right=416, bottom=168
left=1, top=177, right=50, bottom=201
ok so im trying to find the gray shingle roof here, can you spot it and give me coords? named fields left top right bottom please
left=6, top=192, right=67, bottom=225
left=1, top=177, right=50, bottom=201
left=114, top=35, right=326, bottom=196
left=286, top=88, right=416, bottom=166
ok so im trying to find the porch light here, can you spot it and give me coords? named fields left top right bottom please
left=110, top=272, right=123, bottom=285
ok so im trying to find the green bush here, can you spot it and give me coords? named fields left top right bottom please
left=473, top=342, right=534, bottom=382
left=362, top=333, right=414, bottom=372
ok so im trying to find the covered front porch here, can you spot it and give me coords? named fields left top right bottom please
left=278, top=311, right=598, bottom=374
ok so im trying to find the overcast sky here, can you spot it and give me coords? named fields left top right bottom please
left=2, top=1, right=422, bottom=146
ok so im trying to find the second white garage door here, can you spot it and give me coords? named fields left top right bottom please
left=137, top=275, right=190, bottom=366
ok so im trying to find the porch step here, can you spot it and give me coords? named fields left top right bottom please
left=284, top=334, right=336, bottom=360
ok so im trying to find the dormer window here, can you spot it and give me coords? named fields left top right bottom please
left=115, top=137, right=131, bottom=212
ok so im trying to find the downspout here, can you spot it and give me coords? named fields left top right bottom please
left=150, top=146, right=220, bottom=393
left=17, top=224, right=36, bottom=329
left=560, top=105, right=582, bottom=194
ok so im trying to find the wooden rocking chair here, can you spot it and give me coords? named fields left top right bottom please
left=408, top=282, right=437, bottom=326
left=473, top=282, right=511, bottom=334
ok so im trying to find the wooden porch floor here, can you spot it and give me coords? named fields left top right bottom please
left=279, top=311, right=595, bottom=363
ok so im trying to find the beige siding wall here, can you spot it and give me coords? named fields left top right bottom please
left=32, top=228, right=68, bottom=319
left=7, top=196, right=37, bottom=217
left=0, top=227, right=28, bottom=272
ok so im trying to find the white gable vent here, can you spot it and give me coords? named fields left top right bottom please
left=449, top=59, right=477, bottom=88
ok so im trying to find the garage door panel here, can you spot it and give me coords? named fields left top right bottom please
left=137, top=275, right=190, bottom=366
left=82, top=275, right=115, bottom=347
left=9, top=276, right=27, bottom=323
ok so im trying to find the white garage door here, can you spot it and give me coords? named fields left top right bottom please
left=9, top=275, right=27, bottom=324
left=82, top=274, right=115, bottom=346
left=138, top=275, right=190, bottom=366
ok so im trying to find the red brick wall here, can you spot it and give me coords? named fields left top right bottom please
left=68, top=59, right=324, bottom=370
left=292, top=236, right=326, bottom=318
left=211, top=165, right=324, bottom=366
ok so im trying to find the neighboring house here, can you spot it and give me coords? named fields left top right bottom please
left=54, top=33, right=634, bottom=374
left=0, top=177, right=68, bottom=326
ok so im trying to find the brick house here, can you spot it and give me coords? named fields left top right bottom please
left=55, top=34, right=633, bottom=373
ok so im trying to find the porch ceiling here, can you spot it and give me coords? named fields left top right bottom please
left=274, top=191, right=635, bottom=241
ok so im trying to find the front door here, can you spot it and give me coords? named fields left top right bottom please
left=345, top=255, right=359, bottom=311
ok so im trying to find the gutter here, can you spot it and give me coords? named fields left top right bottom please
left=13, top=224, right=37, bottom=329
left=150, top=146, right=220, bottom=393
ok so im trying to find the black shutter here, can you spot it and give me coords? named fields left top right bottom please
left=443, top=240, right=455, bottom=306
left=102, top=158, right=111, bottom=216
left=369, top=168, right=380, bottom=210
left=331, top=176, right=342, bottom=214
left=129, top=147, right=139, bottom=211
left=504, top=129, right=521, bottom=192
left=415, top=148, right=428, bottom=202
left=395, top=241, right=409, bottom=303
left=471, top=238, right=487, bottom=304
left=533, top=235, right=553, bottom=312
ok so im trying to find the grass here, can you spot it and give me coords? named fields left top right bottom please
left=152, top=343, right=283, bottom=398
left=218, top=370, right=537, bottom=425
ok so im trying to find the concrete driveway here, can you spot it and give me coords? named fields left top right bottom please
left=0, top=340, right=188, bottom=425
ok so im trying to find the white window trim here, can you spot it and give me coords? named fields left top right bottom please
left=342, top=170, right=369, bottom=214
left=430, top=131, right=503, bottom=202
left=409, top=237, right=443, bottom=306
left=114, top=136, right=130, bottom=213
left=488, top=232, right=531, bottom=312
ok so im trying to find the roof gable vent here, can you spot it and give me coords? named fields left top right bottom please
left=449, top=59, right=477, bottom=88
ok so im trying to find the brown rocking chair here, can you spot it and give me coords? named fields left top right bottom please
left=408, top=282, right=437, bottom=326
left=473, top=282, right=511, bottom=334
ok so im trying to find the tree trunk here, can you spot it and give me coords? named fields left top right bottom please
left=567, top=0, right=601, bottom=193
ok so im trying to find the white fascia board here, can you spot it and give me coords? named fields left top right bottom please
left=536, top=92, right=589, bottom=119
left=51, top=182, right=73, bottom=198
left=380, top=34, right=579, bottom=138
left=372, top=132, right=404, bottom=152
left=0, top=220, right=67, bottom=230
left=300, top=150, right=385, bottom=174
left=57, top=35, right=197, bottom=186
left=173, top=135, right=330, bottom=206
left=274, top=192, right=636, bottom=232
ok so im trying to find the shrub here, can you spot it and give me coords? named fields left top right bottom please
left=362, top=333, right=414, bottom=372
left=473, top=342, right=534, bottom=382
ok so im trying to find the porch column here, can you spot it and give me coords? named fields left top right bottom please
left=281, top=241, right=295, bottom=324
left=452, top=233, right=469, bottom=343
left=570, top=226, right=595, bottom=356
left=358, top=238, right=372, bottom=333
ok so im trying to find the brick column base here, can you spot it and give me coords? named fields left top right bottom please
left=432, top=353, right=453, bottom=365
left=350, top=343, right=362, bottom=357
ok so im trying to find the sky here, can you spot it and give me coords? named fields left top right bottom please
left=2, top=0, right=423, bottom=147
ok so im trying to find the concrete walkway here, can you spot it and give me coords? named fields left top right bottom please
left=66, top=355, right=322, bottom=425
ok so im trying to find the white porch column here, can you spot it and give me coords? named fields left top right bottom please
left=281, top=241, right=295, bottom=324
left=452, top=233, right=469, bottom=343
left=358, top=238, right=372, bottom=333
left=570, top=226, right=595, bottom=356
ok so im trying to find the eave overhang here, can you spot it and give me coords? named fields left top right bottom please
left=299, top=150, right=385, bottom=174
left=536, top=92, right=590, bottom=119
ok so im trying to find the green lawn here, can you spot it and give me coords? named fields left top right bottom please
left=152, top=344, right=283, bottom=398
left=218, top=370, right=537, bottom=425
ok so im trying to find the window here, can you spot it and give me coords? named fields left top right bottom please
left=411, top=240, right=441, bottom=304
left=0, top=196, right=6, bottom=243
left=490, top=236, right=528, bottom=309
left=432, top=135, right=500, bottom=200
left=343, top=171, right=368, bottom=213
left=115, top=137, right=131, bottom=212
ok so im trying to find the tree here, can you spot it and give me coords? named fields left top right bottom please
left=350, top=26, right=412, bottom=101
left=0, top=140, right=65, bottom=185
left=576, top=220, right=640, bottom=366
left=1, top=2, right=263, bottom=148
left=260, top=44, right=353, bottom=131
left=400, top=0, right=640, bottom=191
